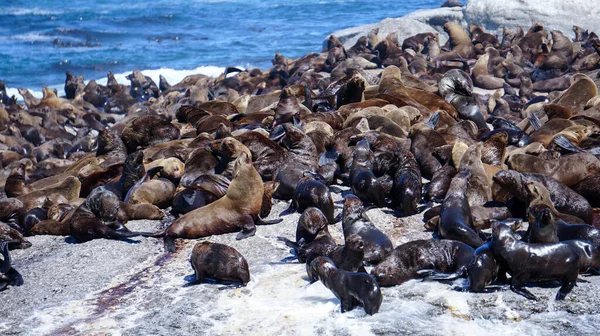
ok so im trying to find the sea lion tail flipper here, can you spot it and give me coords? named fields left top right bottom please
left=107, top=229, right=141, bottom=240
left=256, top=217, right=283, bottom=225
left=426, top=111, right=441, bottom=129
left=277, top=236, right=300, bottom=251
left=164, top=235, right=176, bottom=253
left=318, top=149, right=340, bottom=166
left=552, top=135, right=581, bottom=153
left=236, top=217, right=256, bottom=240
left=7, top=268, right=23, bottom=286
left=527, top=113, right=542, bottom=130
left=418, top=269, right=465, bottom=281
left=141, top=229, right=167, bottom=238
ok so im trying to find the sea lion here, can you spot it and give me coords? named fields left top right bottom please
left=438, top=70, right=488, bottom=130
left=149, top=152, right=274, bottom=252
left=120, top=115, right=180, bottom=153
left=17, top=176, right=82, bottom=212
left=235, top=131, right=287, bottom=181
left=410, top=113, right=447, bottom=179
left=260, top=181, right=279, bottom=219
left=342, top=194, right=393, bottom=264
left=391, top=150, right=422, bottom=215
left=287, top=175, right=335, bottom=223
left=4, top=163, right=33, bottom=198
left=468, top=241, right=501, bottom=292
left=370, top=239, right=474, bottom=287
left=0, top=242, right=23, bottom=291
left=349, top=139, right=386, bottom=207
left=189, top=241, right=250, bottom=286
left=425, top=163, right=457, bottom=202
left=507, top=152, right=600, bottom=187
left=124, top=166, right=176, bottom=209
left=69, top=189, right=144, bottom=243
left=493, top=170, right=592, bottom=222
left=439, top=171, right=484, bottom=248
left=574, top=176, right=600, bottom=207
left=308, top=256, right=382, bottom=315
left=100, top=150, right=145, bottom=200
left=295, top=207, right=330, bottom=245
left=0, top=198, right=26, bottom=233
left=490, top=222, right=580, bottom=300
left=271, top=124, right=318, bottom=200
left=0, top=222, right=32, bottom=250
left=305, top=234, right=366, bottom=281
left=458, top=143, right=492, bottom=207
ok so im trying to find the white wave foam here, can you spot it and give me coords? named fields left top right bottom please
left=4, top=65, right=227, bottom=101
left=6, top=8, right=64, bottom=16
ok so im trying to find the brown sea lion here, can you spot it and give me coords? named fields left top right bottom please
left=507, top=152, right=600, bottom=187
left=149, top=152, right=275, bottom=252
left=0, top=222, right=32, bottom=250
left=490, top=221, right=579, bottom=300
left=371, top=239, right=474, bottom=287
left=189, top=241, right=250, bottom=286
left=120, top=115, right=180, bottom=153
left=17, top=176, right=81, bottom=211
left=124, top=166, right=176, bottom=209
left=308, top=256, right=382, bottom=315
left=70, top=189, right=144, bottom=243
left=305, top=234, right=366, bottom=281
left=439, top=170, right=484, bottom=248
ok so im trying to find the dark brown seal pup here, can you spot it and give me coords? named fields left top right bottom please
left=468, top=241, right=501, bottom=293
left=308, top=256, right=382, bottom=315
left=349, top=139, right=386, bottom=207
left=391, top=150, right=422, bottom=215
left=189, top=241, right=250, bottom=285
left=295, top=207, right=329, bottom=245
left=69, top=189, right=143, bottom=243
left=490, top=222, right=580, bottom=300
left=305, top=234, right=366, bottom=281
left=271, top=124, right=318, bottom=200
left=438, top=69, right=488, bottom=130
left=527, top=205, right=600, bottom=247
left=149, top=152, right=276, bottom=252
left=410, top=113, right=447, bottom=180
left=342, top=194, right=393, bottom=264
left=286, top=174, right=335, bottom=223
left=0, top=242, right=23, bottom=291
left=370, top=239, right=474, bottom=287
left=439, top=171, right=484, bottom=248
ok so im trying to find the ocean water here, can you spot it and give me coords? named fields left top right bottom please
left=0, top=0, right=441, bottom=95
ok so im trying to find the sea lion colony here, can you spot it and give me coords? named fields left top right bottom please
left=1, top=20, right=600, bottom=314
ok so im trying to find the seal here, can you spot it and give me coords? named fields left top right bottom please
left=149, top=152, right=278, bottom=252
left=493, top=170, right=592, bottom=222
left=410, top=113, right=447, bottom=179
left=342, top=194, right=393, bottom=264
left=295, top=207, right=330, bottom=245
left=17, top=176, right=81, bottom=212
left=507, top=152, right=600, bottom=187
left=370, top=239, right=474, bottom=287
left=468, top=241, right=501, bottom=293
left=0, top=198, right=26, bottom=233
left=120, top=115, right=181, bottom=153
left=438, top=70, right=488, bottom=130
left=305, top=234, right=366, bottom=281
left=391, top=150, right=422, bottom=215
left=270, top=124, right=318, bottom=200
left=308, top=256, right=382, bottom=315
left=349, top=139, right=386, bottom=207
left=0, top=242, right=24, bottom=291
left=574, top=176, right=600, bottom=207
left=439, top=171, right=484, bottom=248
left=286, top=174, right=335, bottom=223
left=100, top=150, right=145, bottom=200
left=69, top=189, right=145, bottom=243
left=0, top=222, right=32, bottom=249
left=124, top=166, right=176, bottom=209
left=490, top=221, right=580, bottom=300
left=189, top=241, right=250, bottom=286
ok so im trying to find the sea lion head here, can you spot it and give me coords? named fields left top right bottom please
left=299, top=207, right=328, bottom=236
left=346, top=234, right=365, bottom=253
left=491, top=221, right=514, bottom=244
left=87, top=189, right=120, bottom=223
left=309, top=256, right=336, bottom=282
left=342, top=194, right=366, bottom=223
left=232, top=151, right=252, bottom=178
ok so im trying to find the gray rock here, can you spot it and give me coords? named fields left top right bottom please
left=464, top=0, right=600, bottom=38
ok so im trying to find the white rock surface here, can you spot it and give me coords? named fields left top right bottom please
left=464, top=0, right=600, bottom=38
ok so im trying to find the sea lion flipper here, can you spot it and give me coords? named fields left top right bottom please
left=7, top=268, right=23, bottom=286
left=236, top=215, right=256, bottom=240
left=527, top=113, right=542, bottom=130
left=164, top=235, right=176, bottom=253
left=510, top=285, right=538, bottom=301
left=426, top=111, right=441, bottom=129
left=256, top=216, right=283, bottom=225
left=552, top=135, right=581, bottom=153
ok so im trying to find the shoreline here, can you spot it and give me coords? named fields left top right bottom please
left=1, top=0, right=600, bottom=335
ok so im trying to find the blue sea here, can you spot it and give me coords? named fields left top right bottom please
left=0, top=0, right=441, bottom=96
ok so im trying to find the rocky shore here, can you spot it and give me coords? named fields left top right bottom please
left=1, top=0, right=600, bottom=335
